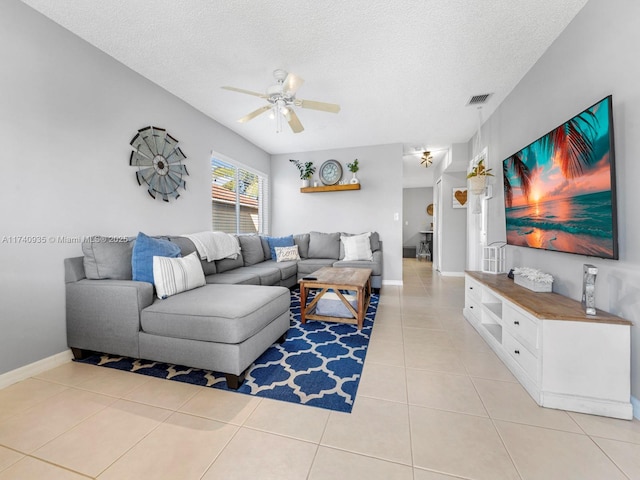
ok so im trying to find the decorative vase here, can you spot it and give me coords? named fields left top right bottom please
left=468, top=175, right=486, bottom=194
left=582, top=264, right=598, bottom=315
left=301, top=179, right=310, bottom=188
left=349, top=172, right=359, bottom=184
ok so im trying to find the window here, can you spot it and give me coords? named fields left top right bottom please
left=211, top=156, right=269, bottom=235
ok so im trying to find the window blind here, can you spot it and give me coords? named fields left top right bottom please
left=211, top=157, right=269, bottom=235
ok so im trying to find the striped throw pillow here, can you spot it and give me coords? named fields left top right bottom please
left=153, top=252, right=205, bottom=299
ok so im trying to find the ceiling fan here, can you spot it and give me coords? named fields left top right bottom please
left=222, top=69, right=340, bottom=134
left=420, top=151, right=434, bottom=167
left=403, top=146, right=438, bottom=167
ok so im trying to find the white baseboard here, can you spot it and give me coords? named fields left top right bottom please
left=0, top=350, right=73, bottom=390
left=439, top=271, right=465, bottom=277
left=542, top=391, right=633, bottom=420
left=382, top=280, right=403, bottom=286
left=631, top=396, right=640, bottom=420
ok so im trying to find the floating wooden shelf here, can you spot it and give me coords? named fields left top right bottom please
left=300, top=184, right=361, bottom=193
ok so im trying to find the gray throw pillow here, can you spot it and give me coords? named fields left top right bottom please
left=260, top=236, right=271, bottom=261
left=216, top=253, right=244, bottom=273
left=166, top=236, right=216, bottom=276
left=82, top=237, right=134, bottom=280
left=238, top=235, right=265, bottom=266
left=369, top=231, right=381, bottom=252
left=308, top=232, right=340, bottom=259
left=294, top=233, right=310, bottom=258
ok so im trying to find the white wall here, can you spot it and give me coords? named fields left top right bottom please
left=0, top=1, right=270, bottom=375
left=433, top=143, right=469, bottom=275
left=476, top=0, right=640, bottom=400
left=403, top=187, right=433, bottom=247
left=271, top=144, right=403, bottom=283
left=438, top=172, right=468, bottom=275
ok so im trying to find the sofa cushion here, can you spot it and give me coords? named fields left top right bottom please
left=132, top=232, right=181, bottom=284
left=82, top=237, right=134, bottom=280
left=205, top=272, right=260, bottom=285
left=236, top=266, right=282, bottom=286
left=166, top=236, right=216, bottom=276
left=265, top=235, right=295, bottom=260
left=296, top=258, right=336, bottom=276
left=340, top=232, right=373, bottom=261
left=215, top=252, right=244, bottom=273
left=260, top=236, right=271, bottom=261
left=250, top=260, right=298, bottom=281
left=140, top=284, right=290, bottom=344
left=293, top=233, right=310, bottom=258
left=275, top=245, right=300, bottom=262
left=153, top=252, right=206, bottom=299
left=369, top=231, right=381, bottom=252
left=333, top=259, right=382, bottom=276
left=238, top=235, right=265, bottom=266
left=308, top=232, right=340, bottom=259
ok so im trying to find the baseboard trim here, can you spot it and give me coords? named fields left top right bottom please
left=0, top=350, right=73, bottom=390
left=541, top=391, right=633, bottom=420
left=382, top=280, right=403, bottom=286
left=439, top=271, right=465, bottom=277
left=631, top=395, right=640, bottom=420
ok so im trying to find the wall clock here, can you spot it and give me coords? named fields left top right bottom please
left=129, top=126, right=189, bottom=202
left=319, top=159, right=343, bottom=185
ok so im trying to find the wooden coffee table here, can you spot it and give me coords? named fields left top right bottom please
left=299, top=267, right=372, bottom=330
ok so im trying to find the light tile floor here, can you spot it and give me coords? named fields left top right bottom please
left=1, top=259, right=640, bottom=479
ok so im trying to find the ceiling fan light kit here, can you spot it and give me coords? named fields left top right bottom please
left=222, top=69, right=340, bottom=134
left=421, top=151, right=433, bottom=167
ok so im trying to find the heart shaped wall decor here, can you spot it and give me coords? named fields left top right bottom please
left=454, top=189, right=468, bottom=206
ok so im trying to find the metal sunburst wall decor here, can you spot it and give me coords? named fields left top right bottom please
left=129, top=126, right=188, bottom=201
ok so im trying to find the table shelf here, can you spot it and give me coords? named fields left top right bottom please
left=300, top=184, right=360, bottom=193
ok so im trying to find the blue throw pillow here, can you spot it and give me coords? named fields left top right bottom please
left=266, top=235, right=294, bottom=260
left=132, top=232, right=181, bottom=284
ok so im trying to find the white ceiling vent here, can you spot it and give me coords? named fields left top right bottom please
left=467, top=93, right=493, bottom=106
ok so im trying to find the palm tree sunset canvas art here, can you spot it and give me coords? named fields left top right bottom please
left=503, top=96, right=618, bottom=259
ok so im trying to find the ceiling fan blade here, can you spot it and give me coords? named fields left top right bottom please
left=285, top=109, right=304, bottom=133
left=295, top=98, right=340, bottom=113
left=283, top=72, right=304, bottom=96
left=221, top=86, right=268, bottom=99
left=238, top=105, right=271, bottom=123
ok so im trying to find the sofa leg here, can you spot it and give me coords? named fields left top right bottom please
left=70, top=347, right=92, bottom=360
left=276, top=332, right=287, bottom=344
left=225, top=371, right=247, bottom=390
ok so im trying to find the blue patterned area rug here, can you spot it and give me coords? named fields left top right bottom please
left=76, top=288, right=379, bottom=413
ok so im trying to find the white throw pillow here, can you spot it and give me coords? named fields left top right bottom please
left=340, top=232, right=373, bottom=261
left=275, top=245, right=301, bottom=262
left=153, top=252, right=206, bottom=299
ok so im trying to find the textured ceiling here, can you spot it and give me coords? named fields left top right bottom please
left=21, top=0, right=587, bottom=178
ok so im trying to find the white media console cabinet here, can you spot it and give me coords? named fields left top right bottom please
left=463, top=271, right=632, bottom=419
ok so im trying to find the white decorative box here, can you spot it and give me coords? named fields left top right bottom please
left=514, top=274, right=553, bottom=292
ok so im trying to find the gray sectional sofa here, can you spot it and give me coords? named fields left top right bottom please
left=64, top=231, right=382, bottom=388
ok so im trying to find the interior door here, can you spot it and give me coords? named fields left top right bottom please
left=434, top=178, right=442, bottom=272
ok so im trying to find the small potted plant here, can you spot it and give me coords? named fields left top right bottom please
left=347, top=158, right=359, bottom=184
left=289, top=159, right=316, bottom=187
left=467, top=158, right=493, bottom=194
